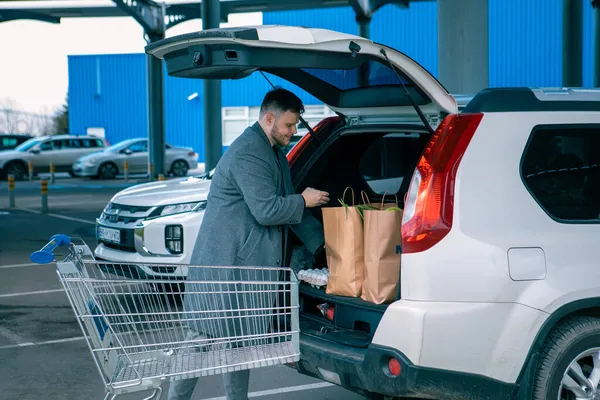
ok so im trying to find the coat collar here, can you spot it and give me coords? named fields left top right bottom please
left=251, top=121, right=274, bottom=148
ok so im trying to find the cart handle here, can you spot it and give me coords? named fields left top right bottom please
left=30, top=234, right=71, bottom=264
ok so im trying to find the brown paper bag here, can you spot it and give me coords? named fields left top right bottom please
left=360, top=192, right=403, bottom=304
left=322, top=187, right=364, bottom=297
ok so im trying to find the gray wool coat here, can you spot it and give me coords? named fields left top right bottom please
left=183, top=122, right=324, bottom=344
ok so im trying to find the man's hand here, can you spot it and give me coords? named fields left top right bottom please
left=301, top=187, right=330, bottom=208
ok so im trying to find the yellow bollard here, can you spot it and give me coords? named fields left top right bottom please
left=49, top=163, right=55, bottom=184
left=41, top=178, right=48, bottom=213
left=149, top=163, right=154, bottom=182
left=8, top=174, right=15, bottom=208
left=28, top=161, right=33, bottom=181
left=123, top=160, right=129, bottom=182
left=158, top=174, right=165, bottom=181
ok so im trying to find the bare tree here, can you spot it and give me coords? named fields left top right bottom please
left=0, top=97, right=19, bottom=133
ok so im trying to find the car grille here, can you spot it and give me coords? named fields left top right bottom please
left=101, top=203, right=156, bottom=225
left=148, top=266, right=178, bottom=274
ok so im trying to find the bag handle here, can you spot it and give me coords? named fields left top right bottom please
left=380, top=192, right=399, bottom=209
left=360, top=190, right=371, bottom=206
left=342, top=187, right=355, bottom=206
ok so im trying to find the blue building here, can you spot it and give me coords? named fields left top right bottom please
left=68, top=0, right=597, bottom=162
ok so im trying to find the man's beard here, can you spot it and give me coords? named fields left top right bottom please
left=271, top=124, right=290, bottom=147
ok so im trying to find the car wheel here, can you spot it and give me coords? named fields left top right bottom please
left=5, top=162, right=26, bottom=181
left=170, top=160, right=189, bottom=177
left=98, top=162, right=118, bottom=180
left=532, top=316, right=600, bottom=400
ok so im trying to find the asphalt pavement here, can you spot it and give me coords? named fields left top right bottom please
left=0, top=175, right=366, bottom=400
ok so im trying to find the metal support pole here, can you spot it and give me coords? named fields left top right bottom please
left=438, top=0, right=489, bottom=94
left=124, top=160, right=129, bottom=182
left=593, top=0, right=600, bottom=87
left=202, top=0, right=223, bottom=171
left=49, top=163, right=55, bottom=184
left=149, top=162, right=154, bottom=182
left=8, top=174, right=15, bottom=208
left=28, top=161, right=33, bottom=181
left=147, top=42, right=165, bottom=181
left=563, top=0, right=583, bottom=87
left=41, top=178, right=48, bottom=214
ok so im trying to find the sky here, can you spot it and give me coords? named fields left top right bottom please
left=0, top=1, right=262, bottom=116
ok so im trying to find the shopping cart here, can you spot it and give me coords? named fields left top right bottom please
left=30, top=234, right=300, bottom=400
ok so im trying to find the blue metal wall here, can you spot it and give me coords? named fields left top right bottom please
left=69, top=0, right=598, bottom=161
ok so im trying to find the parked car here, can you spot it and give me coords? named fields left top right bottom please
left=94, top=25, right=600, bottom=400
left=0, top=133, right=33, bottom=152
left=73, top=138, right=198, bottom=179
left=0, top=134, right=108, bottom=180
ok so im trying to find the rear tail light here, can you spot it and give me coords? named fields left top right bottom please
left=188, top=151, right=197, bottom=157
left=388, top=358, right=402, bottom=376
left=401, top=113, right=483, bottom=254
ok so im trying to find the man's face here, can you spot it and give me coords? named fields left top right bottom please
left=268, top=111, right=299, bottom=147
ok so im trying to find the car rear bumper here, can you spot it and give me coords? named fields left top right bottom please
left=296, top=332, right=519, bottom=400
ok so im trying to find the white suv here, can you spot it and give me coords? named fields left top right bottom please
left=142, top=26, right=600, bottom=400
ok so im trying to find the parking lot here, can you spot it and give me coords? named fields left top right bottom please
left=0, top=176, right=364, bottom=400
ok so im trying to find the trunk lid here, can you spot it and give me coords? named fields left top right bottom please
left=146, top=25, right=457, bottom=126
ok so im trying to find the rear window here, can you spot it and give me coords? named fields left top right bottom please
left=521, top=125, right=600, bottom=222
left=302, top=60, right=407, bottom=91
left=359, top=133, right=423, bottom=195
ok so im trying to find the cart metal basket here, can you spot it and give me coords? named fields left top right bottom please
left=30, top=234, right=300, bottom=400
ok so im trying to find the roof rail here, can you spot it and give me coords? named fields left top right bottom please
left=463, top=87, right=600, bottom=113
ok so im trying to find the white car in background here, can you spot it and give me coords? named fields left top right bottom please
left=94, top=171, right=212, bottom=280
left=73, top=138, right=198, bottom=179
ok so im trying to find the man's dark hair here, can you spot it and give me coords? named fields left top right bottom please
left=259, top=87, right=304, bottom=118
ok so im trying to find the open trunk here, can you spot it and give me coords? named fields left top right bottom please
left=287, top=117, right=430, bottom=348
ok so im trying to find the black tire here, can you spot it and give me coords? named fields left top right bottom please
left=4, top=161, right=26, bottom=181
left=98, top=162, right=118, bottom=180
left=533, top=316, right=600, bottom=400
left=170, top=160, right=189, bottom=177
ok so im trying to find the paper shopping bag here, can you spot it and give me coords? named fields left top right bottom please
left=322, top=187, right=364, bottom=297
left=360, top=192, right=403, bottom=304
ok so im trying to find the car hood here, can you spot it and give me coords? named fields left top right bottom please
left=76, top=150, right=108, bottom=163
left=111, top=176, right=212, bottom=207
left=0, top=150, right=24, bottom=162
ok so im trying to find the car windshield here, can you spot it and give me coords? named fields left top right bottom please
left=104, top=139, right=140, bottom=153
left=14, top=138, right=43, bottom=152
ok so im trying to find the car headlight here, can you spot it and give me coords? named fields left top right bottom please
left=160, top=201, right=206, bottom=216
left=84, top=160, right=96, bottom=167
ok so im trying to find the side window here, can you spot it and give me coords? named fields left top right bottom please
left=70, top=139, right=84, bottom=148
left=2, top=137, right=18, bottom=148
left=521, top=125, right=600, bottom=221
left=359, top=133, right=423, bottom=195
left=95, top=139, right=104, bottom=148
left=39, top=141, right=53, bottom=151
left=127, top=141, right=148, bottom=153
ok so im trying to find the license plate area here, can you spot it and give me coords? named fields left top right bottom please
left=98, top=226, right=121, bottom=244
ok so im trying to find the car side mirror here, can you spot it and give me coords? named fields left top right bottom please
left=30, top=149, right=40, bottom=155
left=122, top=149, right=132, bottom=155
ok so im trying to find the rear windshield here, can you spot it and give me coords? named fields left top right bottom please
left=301, top=60, right=408, bottom=90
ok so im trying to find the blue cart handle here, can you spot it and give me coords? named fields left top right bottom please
left=30, top=234, right=71, bottom=264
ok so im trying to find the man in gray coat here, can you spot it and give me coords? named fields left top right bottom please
left=168, top=88, right=329, bottom=400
